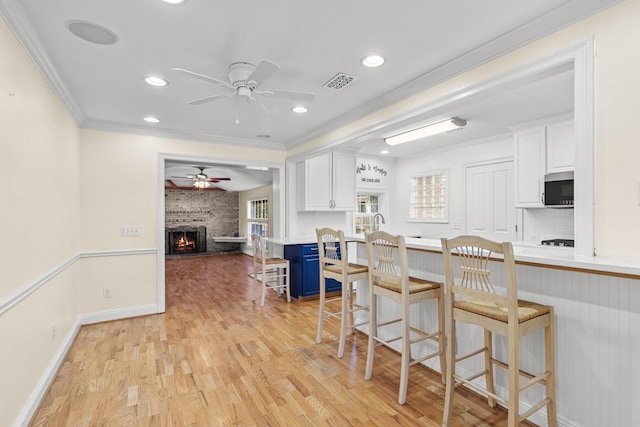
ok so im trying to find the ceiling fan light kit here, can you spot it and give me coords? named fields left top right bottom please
left=385, top=117, right=467, bottom=145
left=170, top=167, right=231, bottom=190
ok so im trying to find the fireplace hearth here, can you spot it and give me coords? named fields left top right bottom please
left=165, top=226, right=206, bottom=255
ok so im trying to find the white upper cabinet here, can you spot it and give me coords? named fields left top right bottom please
left=546, top=120, right=575, bottom=173
left=297, top=151, right=357, bottom=211
left=512, top=115, right=574, bottom=208
left=514, top=127, right=546, bottom=207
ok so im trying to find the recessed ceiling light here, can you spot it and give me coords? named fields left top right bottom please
left=67, top=21, right=118, bottom=45
left=144, top=117, right=160, bottom=123
left=161, top=0, right=187, bottom=4
left=292, top=106, right=308, bottom=114
left=246, top=165, right=269, bottom=171
left=380, top=150, right=390, bottom=155
left=361, top=54, right=385, bottom=68
left=145, top=76, right=168, bottom=87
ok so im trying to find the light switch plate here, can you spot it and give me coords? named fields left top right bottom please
left=120, top=226, right=141, bottom=237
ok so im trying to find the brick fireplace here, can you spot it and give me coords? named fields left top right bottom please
left=164, top=189, right=239, bottom=254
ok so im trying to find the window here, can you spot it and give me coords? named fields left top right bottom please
left=354, top=194, right=379, bottom=234
left=409, top=170, right=448, bottom=222
left=247, top=198, right=268, bottom=239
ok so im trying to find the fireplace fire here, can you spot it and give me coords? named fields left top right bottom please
left=173, top=233, right=196, bottom=253
left=165, top=226, right=206, bottom=255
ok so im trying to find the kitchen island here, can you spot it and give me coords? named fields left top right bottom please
left=346, top=235, right=639, bottom=427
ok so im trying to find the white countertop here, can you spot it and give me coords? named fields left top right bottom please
left=345, top=235, right=640, bottom=278
left=268, top=234, right=639, bottom=277
left=267, top=237, right=318, bottom=246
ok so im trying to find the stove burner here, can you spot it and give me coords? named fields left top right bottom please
left=541, top=239, right=574, bottom=247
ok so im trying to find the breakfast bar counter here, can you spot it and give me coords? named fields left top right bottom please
left=348, top=235, right=640, bottom=278
left=345, top=235, right=639, bottom=427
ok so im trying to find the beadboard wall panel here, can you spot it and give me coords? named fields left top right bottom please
left=355, top=243, right=638, bottom=427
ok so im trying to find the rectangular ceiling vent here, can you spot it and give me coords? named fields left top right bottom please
left=322, top=72, right=356, bottom=90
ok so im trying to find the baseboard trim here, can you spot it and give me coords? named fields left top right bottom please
left=79, top=304, right=158, bottom=325
left=12, top=317, right=82, bottom=427
left=13, top=303, right=158, bottom=427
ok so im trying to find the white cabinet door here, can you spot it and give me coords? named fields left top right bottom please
left=302, top=153, right=332, bottom=210
left=331, top=151, right=357, bottom=211
left=298, top=152, right=356, bottom=211
left=466, top=160, right=516, bottom=241
left=514, top=127, right=546, bottom=207
left=546, top=120, right=575, bottom=173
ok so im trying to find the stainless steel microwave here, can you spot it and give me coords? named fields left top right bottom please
left=544, top=171, right=574, bottom=206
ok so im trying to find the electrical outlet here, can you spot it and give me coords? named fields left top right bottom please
left=50, top=323, right=56, bottom=341
left=103, top=288, right=111, bottom=298
left=120, top=226, right=141, bottom=237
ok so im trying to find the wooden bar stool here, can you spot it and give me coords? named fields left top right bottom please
left=440, top=235, right=557, bottom=427
left=251, top=233, right=291, bottom=307
left=315, top=228, right=369, bottom=358
left=365, top=231, right=446, bottom=404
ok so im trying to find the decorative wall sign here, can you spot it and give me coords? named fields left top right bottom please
left=356, top=157, right=393, bottom=187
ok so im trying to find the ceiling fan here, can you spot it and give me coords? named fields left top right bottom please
left=171, top=59, right=315, bottom=110
left=170, top=167, right=231, bottom=189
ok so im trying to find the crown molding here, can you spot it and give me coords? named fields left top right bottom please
left=0, top=0, right=84, bottom=124
left=82, top=119, right=287, bottom=151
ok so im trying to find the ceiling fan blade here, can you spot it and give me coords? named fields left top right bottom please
left=248, top=59, right=280, bottom=87
left=186, top=92, right=235, bottom=105
left=171, top=68, right=234, bottom=89
left=208, top=177, right=231, bottom=182
left=269, top=89, right=315, bottom=102
left=170, top=176, right=196, bottom=180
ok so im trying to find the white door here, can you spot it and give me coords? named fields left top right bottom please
left=465, top=160, right=516, bottom=241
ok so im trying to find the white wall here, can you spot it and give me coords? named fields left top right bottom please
left=0, top=18, right=81, bottom=424
left=391, top=135, right=513, bottom=238
left=78, top=128, right=286, bottom=314
left=354, top=155, right=397, bottom=233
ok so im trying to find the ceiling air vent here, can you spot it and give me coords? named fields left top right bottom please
left=322, top=72, right=356, bottom=90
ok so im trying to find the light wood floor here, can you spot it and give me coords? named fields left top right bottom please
left=30, top=253, right=525, bottom=426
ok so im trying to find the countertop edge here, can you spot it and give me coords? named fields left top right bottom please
left=268, top=235, right=640, bottom=278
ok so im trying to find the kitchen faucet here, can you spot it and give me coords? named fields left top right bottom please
left=373, top=213, right=386, bottom=231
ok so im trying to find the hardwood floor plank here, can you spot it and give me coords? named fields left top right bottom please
left=29, top=253, right=532, bottom=426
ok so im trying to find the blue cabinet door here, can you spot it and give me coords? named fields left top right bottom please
left=284, top=243, right=342, bottom=298
left=302, top=255, right=321, bottom=296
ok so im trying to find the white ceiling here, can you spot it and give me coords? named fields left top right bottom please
left=0, top=0, right=619, bottom=190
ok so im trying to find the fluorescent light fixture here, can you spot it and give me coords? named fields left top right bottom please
left=246, top=165, right=269, bottom=171
left=144, top=116, right=160, bottom=123
left=292, top=106, right=308, bottom=114
left=361, top=54, right=385, bottom=68
left=380, top=150, right=390, bottom=155
left=161, top=0, right=187, bottom=4
left=385, top=117, right=467, bottom=146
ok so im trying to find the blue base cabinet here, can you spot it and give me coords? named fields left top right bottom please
left=284, top=244, right=341, bottom=299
